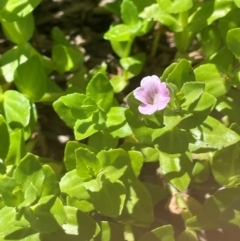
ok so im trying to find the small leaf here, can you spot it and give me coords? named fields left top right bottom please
left=2, top=0, right=41, bottom=21
left=189, top=116, right=240, bottom=152
left=75, top=147, right=101, bottom=179
left=180, top=82, right=205, bottom=108
left=194, top=63, right=230, bottom=98
left=153, top=127, right=189, bottom=154
left=87, top=179, right=126, bottom=218
left=86, top=73, right=113, bottom=112
left=227, top=28, right=240, bottom=59
left=211, top=142, right=240, bottom=187
left=24, top=195, right=66, bottom=233
left=121, top=0, right=139, bottom=25
left=14, top=55, right=47, bottom=101
left=52, top=45, right=84, bottom=73
left=62, top=206, right=100, bottom=240
left=104, top=24, right=132, bottom=42
left=138, top=225, right=175, bottom=241
left=159, top=152, right=193, bottom=191
left=3, top=90, right=31, bottom=129
left=167, top=59, right=195, bottom=90
left=60, top=169, right=90, bottom=200
left=120, top=53, right=146, bottom=76
left=157, top=0, right=193, bottom=13
left=53, top=93, right=97, bottom=128
left=13, top=153, right=44, bottom=196
left=64, top=141, right=97, bottom=171
left=94, top=221, right=124, bottom=241
left=2, top=13, right=34, bottom=44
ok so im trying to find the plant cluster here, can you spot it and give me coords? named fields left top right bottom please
left=1, top=0, right=240, bottom=240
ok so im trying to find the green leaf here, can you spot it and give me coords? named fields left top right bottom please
left=157, top=0, right=193, bottom=13
left=1, top=0, right=41, bottom=21
left=120, top=53, right=146, bottom=76
left=121, top=0, right=141, bottom=33
left=0, top=43, right=52, bottom=83
left=187, top=188, right=240, bottom=230
left=139, top=4, right=182, bottom=32
left=138, top=225, right=175, bottom=241
left=86, top=73, right=113, bottom=112
left=104, top=24, right=132, bottom=42
left=166, top=59, right=195, bottom=90
left=0, top=176, right=22, bottom=206
left=94, top=221, right=124, bottom=241
left=64, top=141, right=97, bottom=171
left=211, top=142, right=240, bottom=187
left=194, top=64, right=230, bottom=98
left=74, top=109, right=106, bottom=140
left=178, top=92, right=217, bottom=129
left=41, top=165, right=60, bottom=197
left=0, top=115, right=10, bottom=161
left=180, top=82, right=205, bottom=108
left=0, top=207, right=18, bottom=237
left=106, top=106, right=132, bottom=138
left=61, top=206, right=100, bottom=240
left=67, top=196, right=94, bottom=213
left=53, top=93, right=97, bottom=128
left=187, top=1, right=214, bottom=33
left=87, top=179, right=126, bottom=218
left=125, top=108, right=154, bottom=145
left=24, top=195, right=66, bottom=233
left=189, top=116, right=240, bottom=152
left=207, top=0, right=233, bottom=24
left=235, top=0, right=240, bottom=7
left=14, top=55, right=47, bottom=101
left=4, top=129, right=26, bottom=166
left=3, top=90, right=31, bottom=129
left=52, top=45, right=84, bottom=74
left=153, top=127, right=189, bottom=154
left=200, top=26, right=222, bottom=58
left=120, top=179, right=154, bottom=225
left=51, top=26, right=71, bottom=46
left=13, top=153, right=44, bottom=196
left=75, top=147, right=101, bottom=179
left=192, top=160, right=210, bottom=184
left=216, top=95, right=240, bottom=126
left=128, top=150, right=143, bottom=177
left=18, top=182, right=38, bottom=208
left=177, top=229, right=198, bottom=241
left=209, top=46, right=234, bottom=71
left=88, top=131, right=118, bottom=151
left=227, top=28, right=240, bottom=59
left=60, top=169, right=90, bottom=200
left=97, top=149, right=128, bottom=182
left=159, top=152, right=193, bottom=191
left=2, top=13, right=34, bottom=44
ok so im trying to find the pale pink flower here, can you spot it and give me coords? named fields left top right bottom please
left=133, top=75, right=170, bottom=115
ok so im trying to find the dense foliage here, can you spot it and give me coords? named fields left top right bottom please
left=1, top=0, right=240, bottom=240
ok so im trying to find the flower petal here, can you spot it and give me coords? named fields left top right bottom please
left=139, top=103, right=158, bottom=115
left=158, top=83, right=170, bottom=97
left=133, top=87, right=149, bottom=104
left=156, top=96, right=170, bottom=110
left=141, top=75, right=161, bottom=89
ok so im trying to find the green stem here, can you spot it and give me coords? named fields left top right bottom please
left=37, top=92, right=64, bottom=103
left=175, top=11, right=190, bottom=55
left=123, top=37, right=134, bottom=58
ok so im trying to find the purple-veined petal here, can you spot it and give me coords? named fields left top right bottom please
left=134, top=75, right=170, bottom=115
